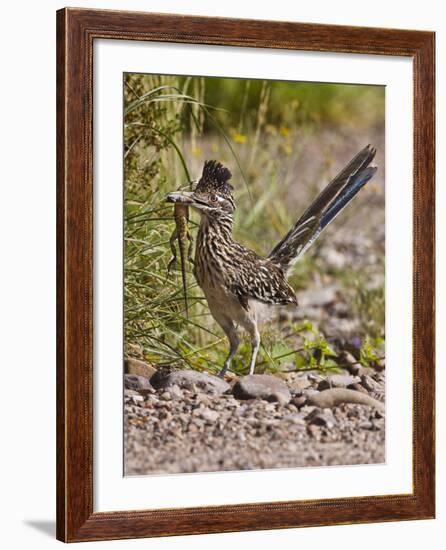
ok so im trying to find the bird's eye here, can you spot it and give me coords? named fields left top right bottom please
left=210, top=194, right=218, bottom=203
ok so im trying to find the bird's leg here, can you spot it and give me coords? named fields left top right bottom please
left=218, top=323, right=240, bottom=378
left=248, top=324, right=260, bottom=376
left=240, top=315, right=261, bottom=376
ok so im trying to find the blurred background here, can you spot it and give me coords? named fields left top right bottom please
left=123, top=74, right=385, bottom=376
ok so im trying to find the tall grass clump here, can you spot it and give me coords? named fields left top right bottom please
left=125, top=74, right=216, bottom=370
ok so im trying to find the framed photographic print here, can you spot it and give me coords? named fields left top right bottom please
left=56, top=7, right=435, bottom=542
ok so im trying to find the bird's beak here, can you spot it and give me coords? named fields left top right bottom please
left=166, top=191, right=210, bottom=211
left=166, top=191, right=195, bottom=204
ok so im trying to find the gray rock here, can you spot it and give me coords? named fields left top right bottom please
left=168, top=384, right=184, bottom=399
left=124, top=374, right=153, bottom=393
left=290, top=395, right=307, bottom=408
left=360, top=374, right=382, bottom=393
left=129, top=394, right=144, bottom=406
left=318, top=374, right=360, bottom=391
left=305, top=408, right=337, bottom=428
left=281, top=372, right=312, bottom=391
left=232, top=375, right=291, bottom=405
left=151, top=369, right=230, bottom=395
left=124, top=358, right=157, bottom=380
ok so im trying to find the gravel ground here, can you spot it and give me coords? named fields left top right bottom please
left=124, top=367, right=385, bottom=475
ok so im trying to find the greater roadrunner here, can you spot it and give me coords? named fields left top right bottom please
left=167, top=145, right=377, bottom=377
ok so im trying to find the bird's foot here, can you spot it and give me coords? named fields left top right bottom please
left=217, top=366, right=228, bottom=378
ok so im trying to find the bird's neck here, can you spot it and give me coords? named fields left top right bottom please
left=198, top=213, right=234, bottom=244
left=194, top=213, right=235, bottom=289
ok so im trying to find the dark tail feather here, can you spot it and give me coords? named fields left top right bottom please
left=293, top=144, right=376, bottom=225
left=320, top=166, right=377, bottom=229
left=268, top=145, right=378, bottom=271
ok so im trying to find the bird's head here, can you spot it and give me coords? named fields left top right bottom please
left=166, top=160, right=235, bottom=218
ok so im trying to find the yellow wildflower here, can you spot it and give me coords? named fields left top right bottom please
left=233, top=133, right=248, bottom=144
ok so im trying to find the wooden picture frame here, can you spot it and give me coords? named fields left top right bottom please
left=56, top=7, right=435, bottom=542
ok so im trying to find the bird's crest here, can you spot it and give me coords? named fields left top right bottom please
left=196, top=160, right=233, bottom=195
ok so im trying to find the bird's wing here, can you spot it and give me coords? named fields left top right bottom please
left=230, top=251, right=297, bottom=308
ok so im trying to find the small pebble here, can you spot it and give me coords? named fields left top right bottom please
left=360, top=375, right=382, bottom=393
left=200, top=408, right=219, bottom=423
left=306, top=408, right=337, bottom=428
left=290, top=396, right=307, bottom=408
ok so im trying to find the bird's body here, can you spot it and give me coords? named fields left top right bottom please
left=194, top=215, right=297, bottom=308
left=194, top=212, right=297, bottom=376
left=167, top=145, right=378, bottom=377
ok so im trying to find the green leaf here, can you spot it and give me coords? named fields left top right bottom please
left=294, top=354, right=307, bottom=369
left=270, top=342, right=295, bottom=361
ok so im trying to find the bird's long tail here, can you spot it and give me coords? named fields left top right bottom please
left=268, top=144, right=378, bottom=272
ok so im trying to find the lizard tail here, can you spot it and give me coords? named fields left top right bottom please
left=177, top=235, right=189, bottom=318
